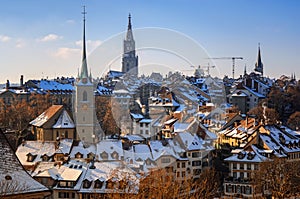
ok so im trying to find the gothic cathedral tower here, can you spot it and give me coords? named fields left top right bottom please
left=122, top=14, right=138, bottom=76
left=74, top=7, right=96, bottom=144
left=254, top=43, right=263, bottom=76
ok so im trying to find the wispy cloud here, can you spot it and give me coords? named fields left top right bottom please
left=66, top=19, right=75, bottom=24
left=75, top=40, right=102, bottom=53
left=15, top=39, right=26, bottom=48
left=0, top=35, right=11, bottom=42
left=38, top=34, right=63, bottom=42
left=53, top=47, right=80, bottom=59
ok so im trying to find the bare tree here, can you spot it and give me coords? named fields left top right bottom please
left=252, top=158, right=300, bottom=199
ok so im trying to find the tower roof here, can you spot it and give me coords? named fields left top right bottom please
left=126, top=13, right=134, bottom=41
left=79, top=6, right=89, bottom=80
left=254, top=43, right=263, bottom=75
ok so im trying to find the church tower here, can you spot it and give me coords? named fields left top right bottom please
left=122, top=14, right=138, bottom=76
left=74, top=7, right=96, bottom=144
left=254, top=43, right=263, bottom=76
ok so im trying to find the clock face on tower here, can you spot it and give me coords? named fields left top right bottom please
left=82, top=104, right=88, bottom=110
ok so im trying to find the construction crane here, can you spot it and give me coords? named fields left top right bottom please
left=207, top=57, right=243, bottom=79
left=191, top=64, right=215, bottom=76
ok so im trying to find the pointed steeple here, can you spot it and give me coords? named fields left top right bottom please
left=80, top=6, right=89, bottom=80
left=126, top=13, right=134, bottom=41
left=128, top=13, right=132, bottom=30
left=254, top=43, right=263, bottom=76
left=244, top=64, right=247, bottom=76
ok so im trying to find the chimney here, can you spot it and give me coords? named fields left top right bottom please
left=5, top=80, right=10, bottom=90
left=20, top=75, right=24, bottom=87
left=141, top=105, right=146, bottom=115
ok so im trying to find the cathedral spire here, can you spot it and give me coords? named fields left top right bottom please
left=126, top=13, right=134, bottom=41
left=254, top=43, right=263, bottom=76
left=80, top=6, right=89, bottom=80
left=128, top=13, right=132, bottom=30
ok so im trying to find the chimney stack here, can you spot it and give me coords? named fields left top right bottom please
left=20, top=75, right=24, bottom=87
left=5, top=80, right=10, bottom=90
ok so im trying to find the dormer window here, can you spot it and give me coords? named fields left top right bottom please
left=87, top=152, right=95, bottom=159
left=26, top=153, right=37, bottom=162
left=100, top=151, right=108, bottom=160
left=75, top=152, right=83, bottom=159
left=94, top=179, right=103, bottom=189
left=111, top=151, right=119, bottom=160
left=237, top=152, right=246, bottom=159
left=41, top=154, right=49, bottom=161
left=83, top=179, right=92, bottom=188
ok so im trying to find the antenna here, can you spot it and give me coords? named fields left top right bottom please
left=82, top=5, right=87, bottom=20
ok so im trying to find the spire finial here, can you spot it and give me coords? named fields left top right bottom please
left=128, top=13, right=132, bottom=30
left=80, top=5, right=89, bottom=80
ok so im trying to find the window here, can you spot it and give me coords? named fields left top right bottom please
left=145, top=123, right=149, bottom=128
left=192, top=152, right=200, bottom=158
left=182, top=171, right=186, bottom=178
left=233, top=172, right=237, bottom=178
left=145, top=130, right=149, bottom=134
left=58, top=192, right=69, bottom=198
left=240, top=163, right=244, bottom=170
left=192, top=161, right=201, bottom=166
left=59, top=181, right=67, bottom=187
left=83, top=180, right=91, bottom=188
left=140, top=123, right=144, bottom=127
left=75, top=152, right=83, bottom=158
left=65, top=131, right=68, bottom=138
left=161, top=158, right=171, bottom=163
left=233, top=163, right=237, bottom=169
left=177, top=162, right=180, bottom=168
left=247, top=164, right=251, bottom=170
left=94, top=180, right=103, bottom=189
left=182, top=162, right=186, bottom=168
left=240, top=172, right=244, bottom=179
left=83, top=91, right=87, bottom=101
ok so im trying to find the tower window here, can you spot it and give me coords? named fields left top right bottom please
left=83, top=91, right=87, bottom=101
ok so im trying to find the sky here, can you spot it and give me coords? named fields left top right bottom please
left=0, top=0, right=300, bottom=83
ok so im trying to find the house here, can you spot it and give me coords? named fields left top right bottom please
left=0, top=130, right=51, bottom=198
left=223, top=145, right=267, bottom=198
left=30, top=105, right=76, bottom=141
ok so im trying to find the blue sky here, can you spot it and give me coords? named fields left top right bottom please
left=0, top=0, right=299, bottom=83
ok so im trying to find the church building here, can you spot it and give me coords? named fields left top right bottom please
left=122, top=14, right=138, bottom=76
left=74, top=7, right=97, bottom=144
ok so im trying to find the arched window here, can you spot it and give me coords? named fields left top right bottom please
left=83, top=91, right=87, bottom=101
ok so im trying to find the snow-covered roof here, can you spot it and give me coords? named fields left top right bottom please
left=173, top=122, right=190, bottom=132
left=177, top=132, right=205, bottom=151
left=53, top=110, right=75, bottom=129
left=39, top=79, right=74, bottom=91
left=0, top=130, right=50, bottom=196
left=30, top=105, right=63, bottom=127
left=130, top=113, right=144, bottom=120
left=133, top=144, right=153, bottom=162
left=225, top=145, right=268, bottom=163
left=139, top=119, right=152, bottom=123
left=96, top=140, right=124, bottom=161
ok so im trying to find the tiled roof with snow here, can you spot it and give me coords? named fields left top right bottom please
left=30, top=105, right=63, bottom=127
